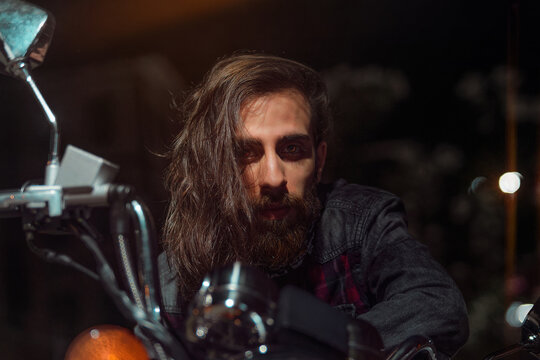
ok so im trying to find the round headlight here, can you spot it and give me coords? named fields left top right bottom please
left=185, top=262, right=278, bottom=359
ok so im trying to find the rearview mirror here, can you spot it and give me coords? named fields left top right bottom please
left=0, top=0, right=58, bottom=185
left=0, top=0, right=55, bottom=79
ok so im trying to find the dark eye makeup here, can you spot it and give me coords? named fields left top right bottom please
left=236, top=140, right=262, bottom=164
left=236, top=134, right=313, bottom=164
left=277, top=135, right=312, bottom=160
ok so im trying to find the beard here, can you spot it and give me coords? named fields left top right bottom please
left=244, top=184, right=321, bottom=272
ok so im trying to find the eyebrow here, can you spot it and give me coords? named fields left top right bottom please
left=279, top=134, right=311, bottom=142
left=276, top=134, right=312, bottom=146
left=237, top=133, right=311, bottom=144
left=236, top=138, right=261, bottom=148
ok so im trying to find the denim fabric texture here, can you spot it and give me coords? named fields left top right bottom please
left=159, top=179, right=469, bottom=358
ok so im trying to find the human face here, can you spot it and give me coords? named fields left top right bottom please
left=237, top=90, right=327, bottom=221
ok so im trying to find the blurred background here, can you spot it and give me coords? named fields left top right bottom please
left=0, top=0, right=539, bottom=358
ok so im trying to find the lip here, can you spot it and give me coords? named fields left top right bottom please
left=259, top=206, right=290, bottom=220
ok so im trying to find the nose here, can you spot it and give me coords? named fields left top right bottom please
left=259, top=152, right=287, bottom=196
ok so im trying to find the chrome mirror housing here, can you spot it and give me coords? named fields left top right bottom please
left=0, top=0, right=55, bottom=79
left=522, top=298, right=540, bottom=358
left=0, top=0, right=59, bottom=185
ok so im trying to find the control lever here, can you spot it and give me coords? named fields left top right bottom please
left=0, top=145, right=119, bottom=217
left=483, top=297, right=540, bottom=360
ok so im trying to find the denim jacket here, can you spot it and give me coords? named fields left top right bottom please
left=159, top=179, right=469, bottom=358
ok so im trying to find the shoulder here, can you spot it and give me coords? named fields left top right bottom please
left=320, top=179, right=402, bottom=211
left=312, top=179, right=408, bottom=263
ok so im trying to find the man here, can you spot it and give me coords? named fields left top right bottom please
left=159, top=53, right=469, bottom=358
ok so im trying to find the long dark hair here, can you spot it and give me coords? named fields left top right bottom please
left=163, top=53, right=331, bottom=300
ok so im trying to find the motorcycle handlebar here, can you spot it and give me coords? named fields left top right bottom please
left=0, top=183, right=122, bottom=218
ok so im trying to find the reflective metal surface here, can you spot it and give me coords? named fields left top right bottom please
left=0, top=0, right=55, bottom=78
left=130, top=199, right=162, bottom=322
left=185, top=262, right=279, bottom=359
left=522, top=298, right=540, bottom=358
left=483, top=298, right=540, bottom=360
left=0, top=0, right=59, bottom=185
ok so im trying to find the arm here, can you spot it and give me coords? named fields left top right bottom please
left=355, top=196, right=469, bottom=359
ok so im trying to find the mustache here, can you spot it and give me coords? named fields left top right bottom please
left=251, top=193, right=303, bottom=212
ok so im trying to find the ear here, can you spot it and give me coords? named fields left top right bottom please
left=315, top=141, right=327, bottom=183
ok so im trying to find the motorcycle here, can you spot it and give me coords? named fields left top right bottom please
left=1, top=1, right=537, bottom=359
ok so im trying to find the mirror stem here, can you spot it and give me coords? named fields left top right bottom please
left=17, top=62, right=60, bottom=185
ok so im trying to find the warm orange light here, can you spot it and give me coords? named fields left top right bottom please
left=65, top=324, right=149, bottom=360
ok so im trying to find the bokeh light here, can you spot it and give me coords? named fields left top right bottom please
left=498, top=172, right=522, bottom=194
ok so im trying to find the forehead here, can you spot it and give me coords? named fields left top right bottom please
left=238, top=90, right=312, bottom=139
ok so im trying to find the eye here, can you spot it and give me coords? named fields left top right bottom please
left=280, top=143, right=310, bottom=160
left=283, top=144, right=300, bottom=153
left=237, top=144, right=261, bottom=165
left=243, top=150, right=258, bottom=161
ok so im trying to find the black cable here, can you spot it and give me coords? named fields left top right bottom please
left=70, top=218, right=191, bottom=359
left=482, top=344, right=522, bottom=360
left=70, top=221, right=140, bottom=321
left=24, top=229, right=99, bottom=281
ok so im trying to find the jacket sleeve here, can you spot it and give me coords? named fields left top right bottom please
left=354, top=195, right=469, bottom=359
